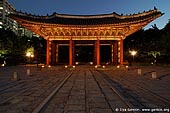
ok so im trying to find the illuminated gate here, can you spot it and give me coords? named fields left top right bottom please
left=10, top=8, right=163, bottom=65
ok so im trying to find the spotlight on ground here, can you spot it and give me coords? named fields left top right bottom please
left=65, top=65, right=68, bottom=68
left=90, top=62, right=93, bottom=65
left=95, top=65, right=98, bottom=68
left=117, top=65, right=120, bottom=68
left=73, top=65, right=76, bottom=68
left=48, top=65, right=51, bottom=68
left=102, top=66, right=106, bottom=68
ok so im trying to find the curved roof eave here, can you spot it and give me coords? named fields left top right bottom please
left=9, top=7, right=163, bottom=25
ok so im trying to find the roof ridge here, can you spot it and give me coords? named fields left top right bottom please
left=11, top=7, right=162, bottom=20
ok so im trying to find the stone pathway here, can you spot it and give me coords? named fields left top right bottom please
left=0, top=65, right=169, bottom=113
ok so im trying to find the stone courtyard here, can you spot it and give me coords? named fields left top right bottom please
left=0, top=65, right=169, bottom=113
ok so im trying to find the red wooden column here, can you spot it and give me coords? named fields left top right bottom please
left=69, top=37, right=73, bottom=65
left=93, top=42, right=97, bottom=64
left=46, top=39, right=50, bottom=65
left=119, top=38, right=123, bottom=65
left=72, top=41, right=75, bottom=65
left=96, top=38, right=100, bottom=66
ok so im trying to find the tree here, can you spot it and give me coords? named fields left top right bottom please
left=161, top=20, right=170, bottom=56
left=142, top=24, right=161, bottom=52
left=148, top=51, right=160, bottom=63
left=0, top=28, right=33, bottom=65
left=124, top=29, right=145, bottom=51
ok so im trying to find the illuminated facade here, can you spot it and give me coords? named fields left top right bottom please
left=10, top=8, right=163, bottom=65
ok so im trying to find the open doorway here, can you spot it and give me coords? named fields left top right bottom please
left=75, top=46, right=94, bottom=64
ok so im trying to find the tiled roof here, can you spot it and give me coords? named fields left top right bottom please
left=9, top=8, right=163, bottom=25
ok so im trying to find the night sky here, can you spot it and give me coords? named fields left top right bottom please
left=8, top=0, right=170, bottom=29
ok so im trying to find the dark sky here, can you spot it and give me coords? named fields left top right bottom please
left=8, top=0, right=170, bottom=29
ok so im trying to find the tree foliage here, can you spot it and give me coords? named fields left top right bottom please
left=124, top=21, right=170, bottom=64
left=0, top=28, right=46, bottom=65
